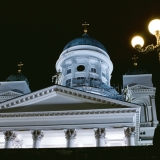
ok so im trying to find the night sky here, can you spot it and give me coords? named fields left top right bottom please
left=0, top=0, right=160, bottom=92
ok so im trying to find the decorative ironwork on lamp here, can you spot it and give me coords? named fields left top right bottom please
left=131, top=19, right=160, bottom=63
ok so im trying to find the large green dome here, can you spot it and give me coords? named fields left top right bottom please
left=6, top=73, right=29, bottom=86
left=63, top=34, right=107, bottom=52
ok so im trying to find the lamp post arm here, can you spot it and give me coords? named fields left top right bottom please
left=135, top=44, right=155, bottom=53
left=135, top=44, right=160, bottom=63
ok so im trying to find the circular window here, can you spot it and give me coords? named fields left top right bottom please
left=77, top=65, right=85, bottom=72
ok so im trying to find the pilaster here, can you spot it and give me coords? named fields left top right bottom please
left=124, top=127, right=135, bottom=146
left=150, top=95, right=159, bottom=126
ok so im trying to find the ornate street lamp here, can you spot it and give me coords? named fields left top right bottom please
left=131, top=19, right=160, bottom=63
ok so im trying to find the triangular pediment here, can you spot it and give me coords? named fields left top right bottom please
left=0, top=85, right=140, bottom=113
left=0, top=91, right=23, bottom=103
left=0, top=91, right=23, bottom=96
left=128, top=84, right=156, bottom=90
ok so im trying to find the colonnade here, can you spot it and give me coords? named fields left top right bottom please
left=61, top=58, right=111, bottom=87
left=3, top=127, right=135, bottom=148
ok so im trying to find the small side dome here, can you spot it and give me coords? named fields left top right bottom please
left=63, top=34, right=107, bottom=52
left=6, top=73, right=29, bottom=86
left=6, top=62, right=29, bottom=86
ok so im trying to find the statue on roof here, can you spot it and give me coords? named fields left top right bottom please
left=52, top=70, right=62, bottom=85
left=123, top=85, right=132, bottom=102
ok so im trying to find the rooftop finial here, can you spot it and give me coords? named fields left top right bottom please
left=132, top=55, right=138, bottom=66
left=82, top=22, right=89, bottom=34
left=18, top=62, right=23, bottom=73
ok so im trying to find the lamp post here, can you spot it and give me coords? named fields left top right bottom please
left=131, top=19, right=160, bottom=63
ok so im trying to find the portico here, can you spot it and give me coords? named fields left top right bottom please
left=0, top=85, right=140, bottom=148
left=0, top=128, right=136, bottom=148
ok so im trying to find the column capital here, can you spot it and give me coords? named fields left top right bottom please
left=64, top=129, right=76, bottom=140
left=94, top=128, right=106, bottom=139
left=149, top=95, right=155, bottom=99
left=124, top=127, right=135, bottom=138
left=31, top=130, right=44, bottom=140
left=3, top=131, right=17, bottom=141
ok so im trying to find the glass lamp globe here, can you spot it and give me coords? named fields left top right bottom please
left=131, top=36, right=144, bottom=48
left=148, top=19, right=160, bottom=35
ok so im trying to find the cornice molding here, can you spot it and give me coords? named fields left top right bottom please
left=131, top=89, right=155, bottom=93
left=0, top=108, right=137, bottom=118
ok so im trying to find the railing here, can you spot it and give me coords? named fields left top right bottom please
left=72, top=78, right=119, bottom=96
left=72, top=78, right=86, bottom=85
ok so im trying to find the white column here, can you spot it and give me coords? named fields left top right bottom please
left=3, top=131, right=17, bottom=148
left=31, top=130, right=44, bottom=148
left=94, top=128, right=106, bottom=147
left=64, top=129, right=76, bottom=148
left=124, top=127, right=135, bottom=146
left=150, top=95, right=159, bottom=126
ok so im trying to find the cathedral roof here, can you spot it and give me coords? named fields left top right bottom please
left=6, top=73, right=29, bottom=86
left=63, top=34, right=107, bottom=52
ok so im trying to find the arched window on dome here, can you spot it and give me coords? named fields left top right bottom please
left=67, top=69, right=71, bottom=74
left=77, top=77, right=85, bottom=80
left=76, top=77, right=85, bottom=86
left=91, top=68, right=96, bottom=73
left=102, top=72, right=105, bottom=77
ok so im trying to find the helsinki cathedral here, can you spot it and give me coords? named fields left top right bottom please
left=0, top=23, right=158, bottom=148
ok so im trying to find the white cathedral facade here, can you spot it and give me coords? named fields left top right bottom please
left=0, top=31, right=158, bottom=148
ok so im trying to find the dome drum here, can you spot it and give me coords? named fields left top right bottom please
left=56, top=48, right=113, bottom=74
left=58, top=56, right=111, bottom=88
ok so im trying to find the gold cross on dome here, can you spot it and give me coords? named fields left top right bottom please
left=82, top=22, right=89, bottom=34
left=18, top=62, right=24, bottom=73
left=132, top=55, right=138, bottom=66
